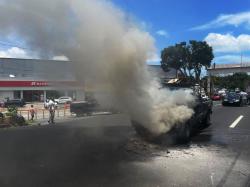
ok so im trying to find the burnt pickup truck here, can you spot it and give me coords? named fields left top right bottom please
left=133, top=87, right=213, bottom=144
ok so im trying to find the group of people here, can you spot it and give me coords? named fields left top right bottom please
left=29, top=99, right=56, bottom=124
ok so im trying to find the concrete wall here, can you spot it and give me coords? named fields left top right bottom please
left=208, top=67, right=250, bottom=76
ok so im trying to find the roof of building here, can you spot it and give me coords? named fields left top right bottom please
left=0, top=58, right=176, bottom=82
left=0, top=58, right=75, bottom=81
left=208, top=63, right=250, bottom=70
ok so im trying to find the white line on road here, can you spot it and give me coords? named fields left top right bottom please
left=229, top=115, right=244, bottom=128
left=214, top=103, right=221, bottom=107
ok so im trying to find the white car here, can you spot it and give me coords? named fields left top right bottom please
left=56, top=96, right=73, bottom=104
left=44, top=99, right=58, bottom=109
left=201, top=94, right=209, bottom=100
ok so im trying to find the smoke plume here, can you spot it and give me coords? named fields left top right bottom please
left=0, top=0, right=195, bottom=135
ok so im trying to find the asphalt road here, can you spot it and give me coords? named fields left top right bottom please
left=0, top=103, right=250, bottom=187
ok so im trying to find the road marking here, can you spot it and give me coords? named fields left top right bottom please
left=229, top=115, right=244, bottom=128
left=210, top=173, right=214, bottom=186
left=214, top=103, right=221, bottom=107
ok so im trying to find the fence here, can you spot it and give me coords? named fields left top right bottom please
left=19, top=108, right=72, bottom=120
left=0, top=108, right=72, bottom=121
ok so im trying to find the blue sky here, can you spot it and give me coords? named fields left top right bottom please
left=1, top=0, right=250, bottom=65
left=112, top=0, right=250, bottom=65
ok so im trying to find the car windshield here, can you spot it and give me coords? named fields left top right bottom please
left=227, top=92, right=237, bottom=97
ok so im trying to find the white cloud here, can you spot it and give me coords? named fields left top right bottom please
left=52, top=55, right=69, bottom=61
left=214, top=55, right=250, bottom=64
left=205, top=33, right=250, bottom=53
left=156, top=30, right=169, bottom=38
left=0, top=47, right=69, bottom=61
left=146, top=52, right=161, bottom=64
left=191, top=11, right=250, bottom=30
left=0, top=47, right=31, bottom=58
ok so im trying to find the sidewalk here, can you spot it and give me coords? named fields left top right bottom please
left=0, top=106, right=115, bottom=128
left=28, top=114, right=76, bottom=126
left=28, top=111, right=113, bottom=126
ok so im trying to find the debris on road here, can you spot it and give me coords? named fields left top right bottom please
left=124, top=136, right=170, bottom=158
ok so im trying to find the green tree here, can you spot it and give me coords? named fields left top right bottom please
left=189, top=40, right=214, bottom=82
left=161, top=40, right=214, bottom=82
left=161, top=42, right=189, bottom=78
left=213, top=73, right=249, bottom=91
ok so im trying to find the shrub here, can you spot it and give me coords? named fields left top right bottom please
left=5, top=106, right=26, bottom=126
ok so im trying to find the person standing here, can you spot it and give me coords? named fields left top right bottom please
left=30, top=105, right=36, bottom=121
left=48, top=99, right=55, bottom=124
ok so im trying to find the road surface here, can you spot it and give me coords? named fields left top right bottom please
left=0, top=102, right=250, bottom=187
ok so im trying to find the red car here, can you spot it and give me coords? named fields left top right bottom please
left=211, top=94, right=221, bottom=101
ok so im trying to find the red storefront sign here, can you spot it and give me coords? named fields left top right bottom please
left=0, top=81, right=79, bottom=87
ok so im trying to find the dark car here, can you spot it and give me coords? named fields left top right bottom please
left=70, top=100, right=99, bottom=116
left=4, top=99, right=26, bottom=107
left=247, top=92, right=250, bottom=105
left=132, top=86, right=213, bottom=144
left=222, top=92, right=247, bottom=106
left=134, top=98, right=212, bottom=144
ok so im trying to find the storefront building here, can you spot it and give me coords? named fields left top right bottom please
left=0, top=58, right=85, bottom=102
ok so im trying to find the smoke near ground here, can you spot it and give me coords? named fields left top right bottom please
left=0, top=0, right=195, bottom=135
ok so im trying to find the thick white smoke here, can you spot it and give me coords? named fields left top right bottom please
left=0, top=0, right=195, bottom=135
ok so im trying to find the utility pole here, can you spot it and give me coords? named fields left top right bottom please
left=241, top=53, right=243, bottom=67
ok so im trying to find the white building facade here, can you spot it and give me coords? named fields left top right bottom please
left=0, top=58, right=85, bottom=102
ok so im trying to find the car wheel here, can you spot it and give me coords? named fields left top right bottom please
left=202, top=112, right=211, bottom=128
left=176, top=123, right=191, bottom=143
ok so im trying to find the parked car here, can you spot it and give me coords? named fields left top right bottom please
left=44, top=99, right=58, bottom=109
left=222, top=92, right=247, bottom=106
left=0, top=100, right=5, bottom=107
left=55, top=96, right=73, bottom=104
left=201, top=93, right=209, bottom=101
left=4, top=99, right=26, bottom=107
left=247, top=92, right=250, bottom=105
left=211, top=94, right=221, bottom=101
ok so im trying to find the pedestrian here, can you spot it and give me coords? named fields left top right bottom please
left=30, top=105, right=35, bottom=121
left=48, top=100, right=55, bottom=124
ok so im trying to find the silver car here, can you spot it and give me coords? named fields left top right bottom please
left=56, top=96, right=73, bottom=104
